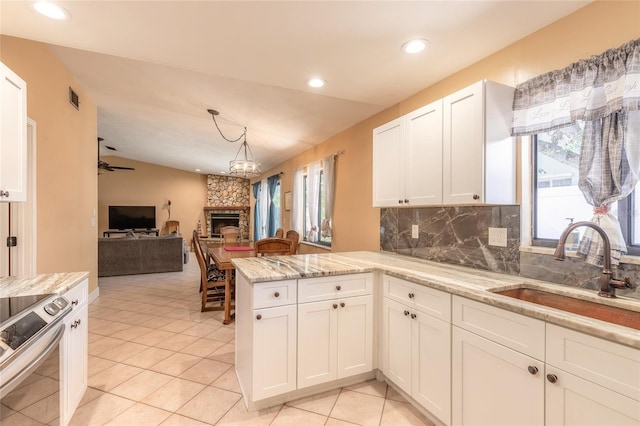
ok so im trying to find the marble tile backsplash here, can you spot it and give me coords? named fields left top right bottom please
left=380, top=205, right=640, bottom=300
left=380, top=205, right=521, bottom=274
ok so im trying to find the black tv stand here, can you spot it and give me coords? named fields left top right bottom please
left=103, top=228, right=160, bottom=237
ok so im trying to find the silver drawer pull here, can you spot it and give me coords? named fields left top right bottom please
left=71, top=319, right=81, bottom=329
left=408, top=293, right=415, bottom=299
left=72, top=299, right=79, bottom=306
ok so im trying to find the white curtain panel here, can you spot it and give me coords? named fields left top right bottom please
left=306, top=161, right=321, bottom=242
left=321, top=154, right=336, bottom=239
left=291, top=168, right=304, bottom=235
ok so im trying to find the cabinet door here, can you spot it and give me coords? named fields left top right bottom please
left=336, top=295, right=373, bottom=379
left=545, top=368, right=640, bottom=426
left=60, top=304, right=88, bottom=425
left=442, top=81, right=483, bottom=204
left=0, top=62, right=27, bottom=203
left=412, top=311, right=451, bottom=426
left=405, top=100, right=443, bottom=206
left=297, top=300, right=337, bottom=388
left=252, top=304, right=297, bottom=400
left=373, top=118, right=404, bottom=207
left=452, top=327, right=544, bottom=426
left=381, top=298, right=412, bottom=395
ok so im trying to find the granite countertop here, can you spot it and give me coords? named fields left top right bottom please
left=233, top=251, right=640, bottom=350
left=0, top=272, right=89, bottom=298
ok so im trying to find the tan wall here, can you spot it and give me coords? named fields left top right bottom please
left=98, top=156, right=208, bottom=247
left=256, top=1, right=640, bottom=253
left=0, top=36, right=99, bottom=292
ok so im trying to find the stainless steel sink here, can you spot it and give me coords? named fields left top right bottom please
left=492, top=287, right=640, bottom=331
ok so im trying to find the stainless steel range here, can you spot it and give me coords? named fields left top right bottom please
left=0, top=292, right=72, bottom=398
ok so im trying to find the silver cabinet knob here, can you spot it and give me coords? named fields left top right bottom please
left=72, top=299, right=79, bottom=306
left=71, top=319, right=81, bottom=329
left=528, top=366, right=538, bottom=375
left=0, top=190, right=9, bottom=197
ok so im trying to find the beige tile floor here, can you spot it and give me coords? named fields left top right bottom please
left=2, top=258, right=433, bottom=426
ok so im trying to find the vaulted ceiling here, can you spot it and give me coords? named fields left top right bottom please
left=0, top=1, right=590, bottom=174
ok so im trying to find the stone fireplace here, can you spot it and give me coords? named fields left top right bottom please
left=204, top=175, right=250, bottom=238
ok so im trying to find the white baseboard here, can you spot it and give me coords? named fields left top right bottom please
left=89, top=287, right=100, bottom=304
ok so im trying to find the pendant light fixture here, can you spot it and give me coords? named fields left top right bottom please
left=207, top=109, right=262, bottom=178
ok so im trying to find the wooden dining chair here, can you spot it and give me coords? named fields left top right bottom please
left=192, top=230, right=227, bottom=311
left=254, top=237, right=293, bottom=257
left=285, top=230, right=299, bottom=255
left=220, top=226, right=241, bottom=245
left=275, top=228, right=284, bottom=237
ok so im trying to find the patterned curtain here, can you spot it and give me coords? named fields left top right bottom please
left=512, top=38, right=640, bottom=266
left=321, top=154, right=336, bottom=239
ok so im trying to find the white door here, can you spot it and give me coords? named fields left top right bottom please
left=373, top=118, right=404, bottom=207
left=336, top=295, right=373, bottom=378
left=381, top=298, right=412, bottom=395
left=0, top=119, right=36, bottom=276
left=252, top=304, right=297, bottom=400
left=546, top=369, right=640, bottom=426
left=0, top=61, right=27, bottom=203
left=412, top=311, right=451, bottom=426
left=297, top=300, right=337, bottom=388
left=405, top=100, right=443, bottom=206
left=443, top=81, right=484, bottom=204
left=452, top=327, right=544, bottom=426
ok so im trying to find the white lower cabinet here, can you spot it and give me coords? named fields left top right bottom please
left=382, top=297, right=451, bottom=425
left=452, top=327, right=544, bottom=426
left=297, top=294, right=373, bottom=389
left=452, top=296, right=640, bottom=426
left=252, top=304, right=297, bottom=400
left=60, top=279, right=88, bottom=426
left=545, top=368, right=640, bottom=425
left=381, top=275, right=451, bottom=425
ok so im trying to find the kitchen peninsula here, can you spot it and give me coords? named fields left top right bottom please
left=232, top=251, right=640, bottom=426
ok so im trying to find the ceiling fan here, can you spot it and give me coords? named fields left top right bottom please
left=97, top=137, right=135, bottom=174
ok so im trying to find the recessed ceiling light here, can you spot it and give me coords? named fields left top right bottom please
left=219, top=171, right=227, bottom=174
left=401, top=39, right=429, bottom=54
left=31, top=1, right=71, bottom=20
left=307, top=78, right=326, bottom=88
left=195, top=168, right=201, bottom=172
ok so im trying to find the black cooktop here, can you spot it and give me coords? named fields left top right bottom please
left=0, top=294, right=50, bottom=324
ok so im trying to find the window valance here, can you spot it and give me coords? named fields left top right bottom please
left=512, top=38, right=640, bottom=136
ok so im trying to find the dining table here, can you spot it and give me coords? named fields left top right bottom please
left=202, top=241, right=255, bottom=325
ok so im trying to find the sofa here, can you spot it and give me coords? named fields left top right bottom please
left=98, top=234, right=184, bottom=277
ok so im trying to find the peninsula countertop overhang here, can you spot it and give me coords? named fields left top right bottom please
left=232, top=251, right=640, bottom=350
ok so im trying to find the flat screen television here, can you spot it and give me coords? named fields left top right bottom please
left=108, top=206, right=156, bottom=230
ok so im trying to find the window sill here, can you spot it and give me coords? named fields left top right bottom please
left=299, top=241, right=332, bottom=251
left=519, top=245, right=640, bottom=266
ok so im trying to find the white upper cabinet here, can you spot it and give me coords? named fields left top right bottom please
left=373, top=80, right=515, bottom=207
left=373, top=100, right=442, bottom=207
left=0, top=62, right=27, bottom=203
left=443, top=80, right=515, bottom=204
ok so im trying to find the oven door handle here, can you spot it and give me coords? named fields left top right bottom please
left=0, top=323, right=65, bottom=399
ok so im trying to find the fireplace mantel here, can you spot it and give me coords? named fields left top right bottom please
left=204, top=206, right=250, bottom=211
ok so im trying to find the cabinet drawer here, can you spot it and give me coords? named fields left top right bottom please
left=383, top=275, right=450, bottom=322
left=253, top=280, right=296, bottom=309
left=64, top=279, right=88, bottom=308
left=298, top=273, right=373, bottom=303
left=452, top=296, right=545, bottom=360
left=547, top=324, right=640, bottom=400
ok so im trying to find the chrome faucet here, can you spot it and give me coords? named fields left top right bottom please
left=554, top=221, right=636, bottom=298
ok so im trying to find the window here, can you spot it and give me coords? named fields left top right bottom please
left=533, top=122, right=640, bottom=254
left=303, top=171, right=332, bottom=247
